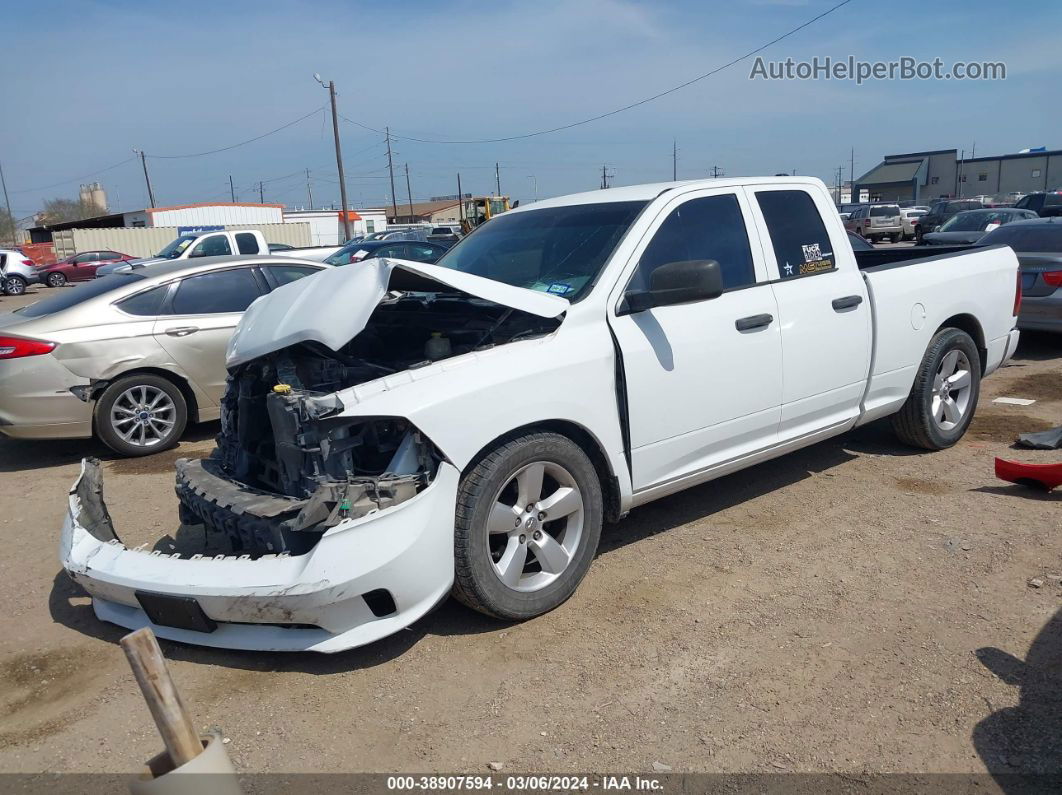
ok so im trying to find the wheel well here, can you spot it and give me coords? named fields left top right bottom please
left=465, top=420, right=623, bottom=524
left=938, top=314, right=987, bottom=373
left=94, top=368, right=202, bottom=423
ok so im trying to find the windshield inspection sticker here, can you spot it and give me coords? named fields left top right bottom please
left=546, top=282, right=572, bottom=295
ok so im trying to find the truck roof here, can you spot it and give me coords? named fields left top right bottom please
left=510, top=176, right=827, bottom=213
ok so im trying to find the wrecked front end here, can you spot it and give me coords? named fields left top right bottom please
left=59, top=264, right=565, bottom=653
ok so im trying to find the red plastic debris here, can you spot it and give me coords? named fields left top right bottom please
left=994, top=458, right=1062, bottom=491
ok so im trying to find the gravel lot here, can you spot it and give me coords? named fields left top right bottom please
left=0, top=283, right=1059, bottom=778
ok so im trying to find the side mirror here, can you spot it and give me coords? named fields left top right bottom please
left=618, top=260, right=724, bottom=315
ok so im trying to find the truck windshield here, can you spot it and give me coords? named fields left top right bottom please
left=155, top=235, right=197, bottom=259
left=434, top=201, right=646, bottom=300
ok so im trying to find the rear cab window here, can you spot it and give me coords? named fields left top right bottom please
left=754, top=189, right=836, bottom=279
left=235, top=232, right=260, bottom=255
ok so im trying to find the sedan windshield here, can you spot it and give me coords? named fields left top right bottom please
left=433, top=201, right=647, bottom=300
left=155, top=235, right=197, bottom=259
left=979, top=223, right=1062, bottom=252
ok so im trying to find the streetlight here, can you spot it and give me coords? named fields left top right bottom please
left=527, top=175, right=538, bottom=203
left=315, top=73, right=351, bottom=240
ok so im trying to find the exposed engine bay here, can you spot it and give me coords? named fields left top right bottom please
left=178, top=292, right=561, bottom=557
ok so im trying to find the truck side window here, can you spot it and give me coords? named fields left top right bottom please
left=190, top=235, right=232, bottom=258
left=632, top=194, right=755, bottom=292
left=755, top=190, right=835, bottom=279
left=235, top=233, right=259, bottom=255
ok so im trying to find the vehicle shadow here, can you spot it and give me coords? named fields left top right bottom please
left=47, top=419, right=921, bottom=673
left=1011, top=331, right=1059, bottom=363
left=970, top=485, right=1062, bottom=502
left=0, top=422, right=219, bottom=474
left=973, top=608, right=1062, bottom=788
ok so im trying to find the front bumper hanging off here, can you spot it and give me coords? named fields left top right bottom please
left=59, top=458, right=459, bottom=653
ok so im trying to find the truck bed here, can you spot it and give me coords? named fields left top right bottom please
left=855, top=243, right=982, bottom=270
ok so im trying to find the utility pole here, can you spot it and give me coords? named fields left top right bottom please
left=0, top=161, right=13, bottom=245
left=850, top=147, right=854, bottom=189
left=495, top=162, right=501, bottom=196
left=306, top=168, right=313, bottom=210
left=601, top=164, right=608, bottom=190
left=457, top=173, right=465, bottom=227
left=672, top=139, right=677, bottom=181
left=385, top=126, right=398, bottom=220
left=957, top=149, right=965, bottom=197
left=133, top=148, right=155, bottom=208
left=710, top=165, right=724, bottom=178
left=258, top=181, right=265, bottom=203
left=314, top=74, right=352, bottom=239
left=404, top=163, right=414, bottom=223
left=228, top=175, right=235, bottom=202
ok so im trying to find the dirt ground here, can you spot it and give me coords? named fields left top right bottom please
left=0, top=284, right=1059, bottom=778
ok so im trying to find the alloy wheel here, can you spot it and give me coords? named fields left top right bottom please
left=486, top=461, right=585, bottom=592
left=932, top=349, right=973, bottom=431
left=110, top=385, right=177, bottom=447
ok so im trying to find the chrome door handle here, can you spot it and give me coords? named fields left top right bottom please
left=832, top=295, right=863, bottom=311
left=164, top=326, right=199, bottom=337
left=735, top=313, right=774, bottom=331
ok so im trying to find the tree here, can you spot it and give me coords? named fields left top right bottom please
left=39, top=197, right=102, bottom=225
left=0, top=208, right=15, bottom=246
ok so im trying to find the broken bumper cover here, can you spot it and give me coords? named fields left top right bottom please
left=59, top=458, right=458, bottom=653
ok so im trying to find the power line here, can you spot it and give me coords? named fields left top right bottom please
left=148, top=105, right=327, bottom=159
left=10, top=156, right=136, bottom=195
left=339, top=0, right=854, bottom=145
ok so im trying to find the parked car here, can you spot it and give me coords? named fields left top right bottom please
left=922, top=208, right=1039, bottom=246
left=847, top=230, right=874, bottom=250
left=844, top=203, right=903, bottom=242
left=324, top=239, right=449, bottom=266
left=96, top=229, right=273, bottom=277
left=916, top=199, right=989, bottom=242
left=978, top=217, right=1062, bottom=333
left=428, top=225, right=463, bottom=247
left=1014, top=191, right=1062, bottom=218
left=59, top=176, right=1021, bottom=653
left=35, top=250, right=135, bottom=288
left=361, top=227, right=430, bottom=242
left=900, top=208, right=927, bottom=240
left=0, top=248, right=40, bottom=296
left=0, top=256, right=325, bottom=455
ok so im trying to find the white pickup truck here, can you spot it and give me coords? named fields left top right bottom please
left=99, top=230, right=335, bottom=273
left=61, top=177, right=1021, bottom=653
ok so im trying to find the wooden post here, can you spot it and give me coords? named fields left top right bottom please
left=120, top=628, right=202, bottom=768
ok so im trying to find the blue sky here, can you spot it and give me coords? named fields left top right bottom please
left=4, top=0, right=1058, bottom=217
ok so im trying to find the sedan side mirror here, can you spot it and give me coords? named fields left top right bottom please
left=618, top=259, right=724, bottom=315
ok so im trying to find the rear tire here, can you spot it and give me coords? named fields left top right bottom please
left=892, top=328, right=981, bottom=450
left=3, top=275, right=26, bottom=296
left=46, top=272, right=66, bottom=288
left=452, top=432, right=603, bottom=620
left=94, top=374, right=187, bottom=457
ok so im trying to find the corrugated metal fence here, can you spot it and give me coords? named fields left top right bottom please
left=51, top=223, right=312, bottom=259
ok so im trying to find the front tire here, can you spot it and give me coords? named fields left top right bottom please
left=46, top=272, right=66, bottom=288
left=94, top=374, right=187, bottom=457
left=3, top=275, right=26, bottom=296
left=892, top=328, right=981, bottom=450
left=452, top=432, right=603, bottom=620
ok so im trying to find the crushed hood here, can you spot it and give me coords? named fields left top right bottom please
left=226, top=258, right=569, bottom=367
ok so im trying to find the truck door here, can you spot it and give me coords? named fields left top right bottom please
left=745, top=186, right=872, bottom=442
left=608, top=188, right=782, bottom=492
